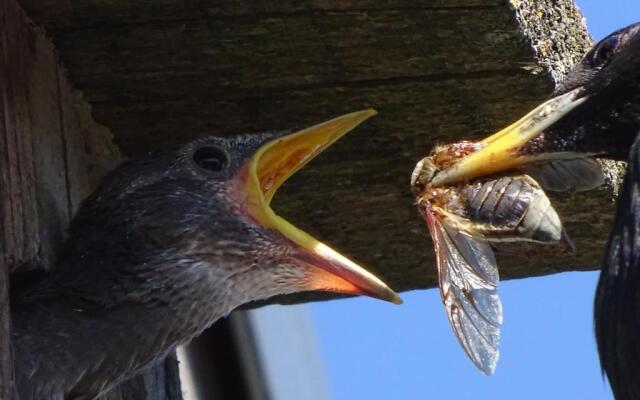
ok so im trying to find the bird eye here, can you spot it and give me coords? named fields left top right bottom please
left=590, top=35, right=619, bottom=68
left=193, top=146, right=228, bottom=172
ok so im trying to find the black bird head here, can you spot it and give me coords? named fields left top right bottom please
left=429, top=22, right=640, bottom=186
left=53, top=110, right=400, bottom=314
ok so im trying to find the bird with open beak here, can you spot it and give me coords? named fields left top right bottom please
left=426, top=23, right=640, bottom=400
left=11, top=110, right=400, bottom=400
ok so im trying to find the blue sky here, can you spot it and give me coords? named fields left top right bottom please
left=307, top=3, right=639, bottom=400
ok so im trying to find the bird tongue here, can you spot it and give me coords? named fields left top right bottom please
left=233, top=109, right=401, bottom=304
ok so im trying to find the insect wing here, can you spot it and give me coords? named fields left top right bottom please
left=421, top=205, right=503, bottom=375
left=521, top=158, right=604, bottom=192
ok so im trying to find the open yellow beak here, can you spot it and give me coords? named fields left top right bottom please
left=234, top=109, right=401, bottom=304
left=430, top=88, right=588, bottom=186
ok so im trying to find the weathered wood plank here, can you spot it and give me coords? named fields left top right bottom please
left=18, top=1, right=509, bottom=32
left=56, top=67, right=121, bottom=212
left=1, top=0, right=41, bottom=395
left=16, top=0, right=612, bottom=299
left=2, top=1, right=184, bottom=398
left=27, top=31, right=72, bottom=269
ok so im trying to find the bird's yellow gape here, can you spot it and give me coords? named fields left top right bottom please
left=234, top=109, right=402, bottom=304
left=430, top=88, right=588, bottom=186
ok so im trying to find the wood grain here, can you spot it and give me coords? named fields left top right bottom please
left=1, top=1, right=182, bottom=398
left=14, top=0, right=620, bottom=301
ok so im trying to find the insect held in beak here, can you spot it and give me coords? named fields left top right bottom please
left=411, top=142, right=585, bottom=374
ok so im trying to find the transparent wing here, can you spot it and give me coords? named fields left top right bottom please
left=421, top=205, right=503, bottom=375
left=521, top=158, right=604, bottom=192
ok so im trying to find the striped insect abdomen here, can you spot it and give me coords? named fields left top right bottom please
left=461, top=175, right=562, bottom=243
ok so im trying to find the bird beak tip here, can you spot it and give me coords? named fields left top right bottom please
left=296, top=242, right=401, bottom=304
left=390, top=293, right=404, bottom=305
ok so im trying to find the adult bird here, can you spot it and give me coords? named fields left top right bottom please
left=429, top=23, right=640, bottom=400
left=11, top=110, right=401, bottom=400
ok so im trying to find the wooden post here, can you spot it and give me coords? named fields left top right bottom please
left=1, top=1, right=182, bottom=398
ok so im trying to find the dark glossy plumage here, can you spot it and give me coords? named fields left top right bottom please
left=523, top=23, right=640, bottom=160
left=595, top=137, right=640, bottom=400
left=525, top=23, right=640, bottom=400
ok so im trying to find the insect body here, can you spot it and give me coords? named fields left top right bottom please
left=459, top=175, right=563, bottom=243
left=412, top=143, right=572, bottom=374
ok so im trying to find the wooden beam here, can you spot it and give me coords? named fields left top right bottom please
left=1, top=0, right=46, bottom=395
left=17, top=0, right=621, bottom=300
